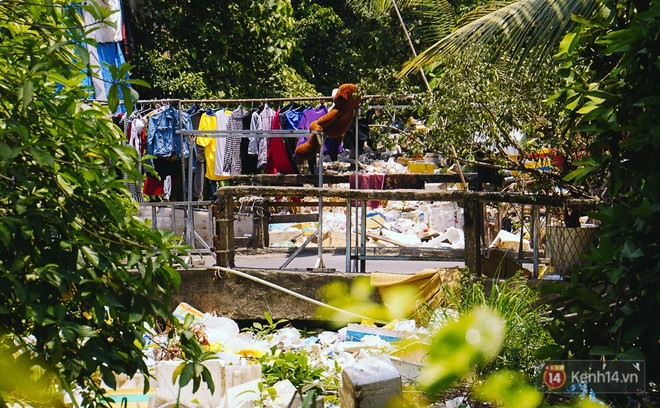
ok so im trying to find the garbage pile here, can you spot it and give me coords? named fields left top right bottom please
left=103, top=302, right=451, bottom=408
left=269, top=202, right=465, bottom=250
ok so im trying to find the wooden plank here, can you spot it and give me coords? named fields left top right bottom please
left=225, top=173, right=477, bottom=187
left=268, top=201, right=346, bottom=208
left=359, top=247, right=465, bottom=259
left=270, top=213, right=319, bottom=224
left=215, top=185, right=599, bottom=207
left=463, top=199, right=482, bottom=276
left=226, top=195, right=235, bottom=267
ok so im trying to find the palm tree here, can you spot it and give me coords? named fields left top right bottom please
left=401, top=0, right=601, bottom=74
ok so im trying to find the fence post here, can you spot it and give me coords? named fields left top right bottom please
left=252, top=201, right=266, bottom=249
left=226, top=194, right=235, bottom=267
left=463, top=198, right=482, bottom=276
left=212, top=200, right=226, bottom=267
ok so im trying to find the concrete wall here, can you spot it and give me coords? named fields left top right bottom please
left=173, top=268, right=361, bottom=321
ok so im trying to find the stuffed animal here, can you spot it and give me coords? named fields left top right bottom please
left=295, top=83, right=361, bottom=160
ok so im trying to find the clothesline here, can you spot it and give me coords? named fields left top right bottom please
left=175, top=94, right=415, bottom=104
left=176, top=129, right=317, bottom=138
left=93, top=94, right=417, bottom=106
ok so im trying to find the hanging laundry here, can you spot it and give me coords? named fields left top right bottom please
left=196, top=112, right=226, bottom=181
left=266, top=108, right=296, bottom=174
left=278, top=102, right=305, bottom=172
left=146, top=105, right=191, bottom=158
left=80, top=0, right=124, bottom=43
left=214, top=110, right=232, bottom=178
left=225, top=107, right=249, bottom=176
left=185, top=105, right=205, bottom=200
left=256, top=104, right=276, bottom=169
left=86, top=42, right=127, bottom=107
left=242, top=108, right=259, bottom=174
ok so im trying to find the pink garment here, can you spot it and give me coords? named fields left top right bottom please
left=266, top=108, right=296, bottom=175
left=349, top=173, right=385, bottom=208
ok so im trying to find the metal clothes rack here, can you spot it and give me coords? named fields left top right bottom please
left=174, top=97, right=330, bottom=270
left=118, top=94, right=416, bottom=271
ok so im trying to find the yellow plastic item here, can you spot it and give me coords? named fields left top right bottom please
left=408, top=161, right=435, bottom=174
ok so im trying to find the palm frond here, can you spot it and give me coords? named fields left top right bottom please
left=412, top=0, right=456, bottom=47
left=455, top=1, right=516, bottom=28
left=347, top=0, right=392, bottom=14
left=401, top=0, right=600, bottom=75
left=348, top=0, right=454, bottom=39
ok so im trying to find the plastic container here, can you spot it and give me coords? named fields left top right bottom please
left=407, top=161, right=435, bottom=174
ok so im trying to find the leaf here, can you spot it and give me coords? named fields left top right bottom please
left=121, top=85, right=134, bottom=115
left=556, top=31, right=578, bottom=56
left=588, top=346, right=616, bottom=356
left=81, top=246, right=100, bottom=267
left=401, top=0, right=601, bottom=73
left=107, top=84, right=119, bottom=113
left=127, top=78, right=151, bottom=88
left=30, top=147, right=55, bottom=168
left=56, top=174, right=75, bottom=195
left=172, top=362, right=186, bottom=385
left=563, top=166, right=591, bottom=182
left=616, top=347, right=645, bottom=360
left=0, top=224, right=11, bottom=247
left=575, top=288, right=609, bottom=312
left=201, top=365, right=215, bottom=394
left=621, top=240, right=643, bottom=260
left=576, top=103, right=599, bottom=114
left=100, top=365, right=117, bottom=390
left=22, top=79, right=34, bottom=109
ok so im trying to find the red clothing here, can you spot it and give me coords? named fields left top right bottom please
left=266, top=108, right=295, bottom=174
left=350, top=173, right=385, bottom=208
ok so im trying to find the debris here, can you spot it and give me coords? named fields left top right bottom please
left=345, top=323, right=409, bottom=343
left=490, top=229, right=531, bottom=251
left=340, top=356, right=402, bottom=408
left=153, top=360, right=261, bottom=408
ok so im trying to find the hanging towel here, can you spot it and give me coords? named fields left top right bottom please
left=349, top=173, right=385, bottom=208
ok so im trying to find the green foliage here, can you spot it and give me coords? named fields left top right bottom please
left=259, top=347, right=328, bottom=403
left=128, top=0, right=316, bottom=98
left=0, top=1, right=186, bottom=405
left=246, top=312, right=289, bottom=337
left=316, top=276, right=419, bottom=325
left=420, top=307, right=505, bottom=395
left=171, top=315, right=218, bottom=394
left=128, top=0, right=428, bottom=98
left=473, top=371, right=542, bottom=408
left=545, top=0, right=660, bottom=388
left=401, top=0, right=601, bottom=73
left=443, top=273, right=555, bottom=380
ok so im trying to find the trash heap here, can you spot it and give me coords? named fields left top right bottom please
left=103, top=302, right=452, bottom=408
left=269, top=202, right=465, bottom=250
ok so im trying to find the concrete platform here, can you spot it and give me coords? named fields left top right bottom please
left=174, top=252, right=463, bottom=322
left=173, top=267, right=360, bottom=322
left=173, top=251, right=547, bottom=322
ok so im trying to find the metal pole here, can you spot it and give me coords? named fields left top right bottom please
left=532, top=205, right=540, bottom=277
left=314, top=132, right=325, bottom=269
left=345, top=199, right=352, bottom=273
left=187, top=135, right=195, bottom=248
left=360, top=200, right=367, bottom=273
left=353, top=108, right=360, bottom=273
left=179, top=100, right=192, bottom=248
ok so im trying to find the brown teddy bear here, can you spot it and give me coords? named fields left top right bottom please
left=295, top=83, right=361, bottom=160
